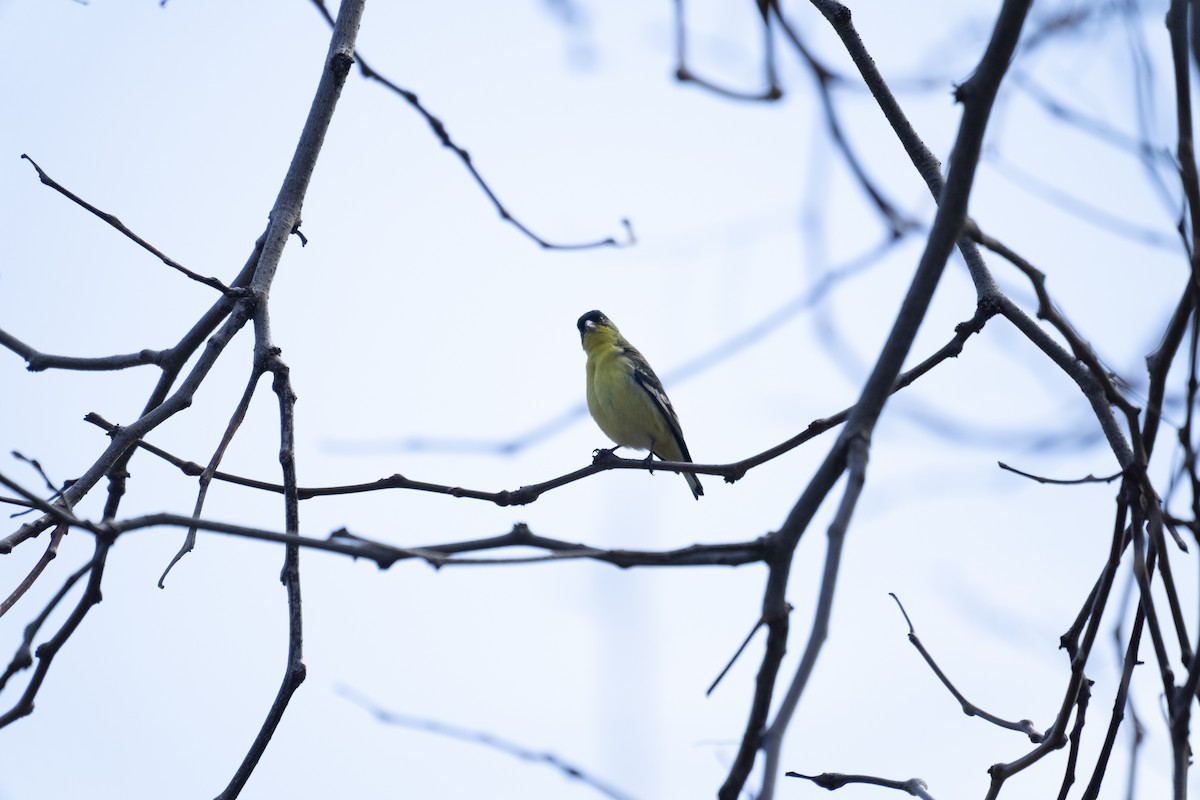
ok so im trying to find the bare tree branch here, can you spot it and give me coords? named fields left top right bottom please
left=1055, top=677, right=1092, bottom=800
left=306, top=0, right=632, bottom=251
left=0, top=539, right=108, bottom=728
left=158, top=367, right=264, bottom=587
left=211, top=1, right=368, bottom=794
left=1081, top=596, right=1146, bottom=800
left=0, top=557, right=95, bottom=695
left=787, top=770, right=937, bottom=799
left=338, top=685, right=638, bottom=800
left=672, top=0, right=782, bottom=102
left=0, top=326, right=168, bottom=373
left=0, top=524, right=67, bottom=619
left=772, top=3, right=916, bottom=237
left=889, top=594, right=1043, bottom=742
left=18, top=154, right=233, bottom=294
left=998, top=462, right=1123, bottom=486
left=719, top=2, right=1034, bottom=796
left=756, top=434, right=868, bottom=800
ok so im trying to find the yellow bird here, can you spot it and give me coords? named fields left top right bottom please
left=578, top=310, right=703, bottom=499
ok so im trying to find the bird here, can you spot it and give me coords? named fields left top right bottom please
left=577, top=310, right=703, bottom=499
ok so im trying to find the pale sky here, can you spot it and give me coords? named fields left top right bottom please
left=0, top=1, right=1190, bottom=798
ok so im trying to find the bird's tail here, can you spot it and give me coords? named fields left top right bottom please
left=684, top=470, right=703, bottom=500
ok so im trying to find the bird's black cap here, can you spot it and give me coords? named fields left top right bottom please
left=577, top=310, right=608, bottom=336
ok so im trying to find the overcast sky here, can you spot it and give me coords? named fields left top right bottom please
left=0, top=1, right=1192, bottom=798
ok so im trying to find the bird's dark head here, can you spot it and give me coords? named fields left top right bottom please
left=577, top=310, right=620, bottom=351
left=577, top=309, right=611, bottom=338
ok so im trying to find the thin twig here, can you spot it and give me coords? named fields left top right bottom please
left=0, top=539, right=109, bottom=728
left=1055, top=678, right=1093, bottom=800
left=158, top=367, right=264, bottom=587
left=1127, top=507, right=1176, bottom=704
left=772, top=3, right=915, bottom=237
left=969, top=222, right=1140, bottom=418
left=306, top=0, right=631, bottom=251
left=672, top=0, right=783, bottom=102
left=1081, top=590, right=1145, bottom=800
left=0, top=524, right=68, bottom=619
left=787, top=771, right=937, bottom=799
left=19, top=154, right=232, bottom=294
left=1144, top=0, right=1200, bottom=461
left=10, top=452, right=60, bottom=495
left=998, top=462, right=1123, bottom=485
left=0, top=557, right=95, bottom=694
left=889, top=594, right=1043, bottom=742
left=110, top=505, right=772, bottom=569
left=339, top=686, right=637, bottom=800
left=707, top=612, right=774, bottom=697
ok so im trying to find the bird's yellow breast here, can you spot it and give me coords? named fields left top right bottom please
left=584, top=343, right=676, bottom=454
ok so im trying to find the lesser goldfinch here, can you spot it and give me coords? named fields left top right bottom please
left=577, top=310, right=704, bottom=499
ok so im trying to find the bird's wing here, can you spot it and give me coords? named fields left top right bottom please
left=628, top=350, right=693, bottom=462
